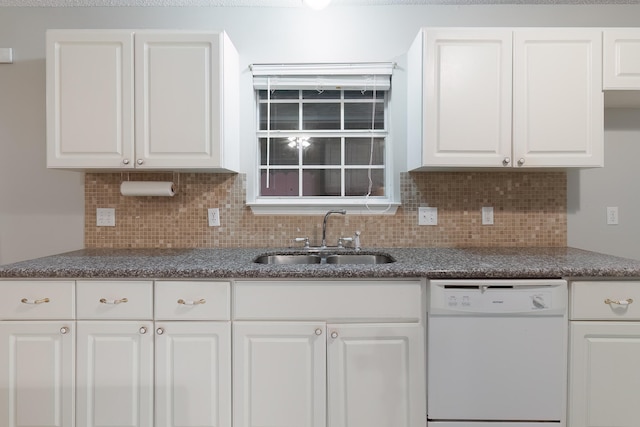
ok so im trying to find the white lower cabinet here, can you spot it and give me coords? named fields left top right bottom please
left=77, top=320, right=154, bottom=427
left=233, top=322, right=327, bottom=427
left=0, top=278, right=423, bottom=427
left=327, top=323, right=425, bottom=427
left=0, top=280, right=76, bottom=427
left=0, top=321, right=75, bottom=427
left=155, top=321, right=231, bottom=427
left=232, top=280, right=427, bottom=427
left=75, top=280, right=231, bottom=427
left=568, top=281, right=640, bottom=427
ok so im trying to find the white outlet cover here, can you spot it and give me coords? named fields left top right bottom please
left=96, top=208, right=115, bottom=227
left=418, top=207, right=437, bottom=226
left=208, top=208, right=220, bottom=227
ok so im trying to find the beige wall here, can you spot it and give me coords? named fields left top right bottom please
left=1, top=4, right=640, bottom=263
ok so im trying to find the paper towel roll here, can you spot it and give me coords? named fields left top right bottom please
left=120, top=181, right=176, bottom=197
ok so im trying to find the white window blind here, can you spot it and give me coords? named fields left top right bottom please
left=251, top=62, right=393, bottom=90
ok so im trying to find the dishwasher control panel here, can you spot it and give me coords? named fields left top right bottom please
left=429, top=279, right=568, bottom=315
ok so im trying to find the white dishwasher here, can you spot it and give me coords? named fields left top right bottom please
left=427, top=279, right=568, bottom=427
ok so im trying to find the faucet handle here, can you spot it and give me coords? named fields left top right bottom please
left=294, top=237, right=310, bottom=248
left=354, top=231, right=361, bottom=251
left=337, top=236, right=353, bottom=248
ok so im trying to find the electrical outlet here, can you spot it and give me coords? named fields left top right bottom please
left=607, top=206, right=619, bottom=225
left=96, top=208, right=115, bottom=227
left=208, top=208, right=221, bottom=227
left=418, top=207, right=437, bottom=226
left=482, top=207, right=494, bottom=225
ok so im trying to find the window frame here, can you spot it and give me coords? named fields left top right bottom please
left=247, top=63, right=399, bottom=215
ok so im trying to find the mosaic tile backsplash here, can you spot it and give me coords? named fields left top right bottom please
left=85, top=171, right=567, bottom=249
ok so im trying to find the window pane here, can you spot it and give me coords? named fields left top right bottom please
left=303, top=103, right=340, bottom=130
left=260, top=170, right=299, bottom=196
left=302, top=169, right=341, bottom=197
left=303, top=137, right=341, bottom=166
left=345, top=169, right=385, bottom=197
left=344, top=102, right=384, bottom=130
left=344, top=90, right=384, bottom=100
left=259, top=90, right=299, bottom=100
left=259, top=103, right=299, bottom=130
left=303, top=90, right=340, bottom=100
left=260, top=138, right=299, bottom=166
left=345, top=138, right=384, bottom=165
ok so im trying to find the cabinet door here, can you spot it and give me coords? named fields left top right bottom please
left=46, top=30, right=135, bottom=168
left=0, top=321, right=74, bottom=427
left=134, top=31, right=224, bottom=169
left=604, top=29, right=640, bottom=90
left=569, top=321, right=640, bottom=427
left=513, top=29, right=603, bottom=168
left=155, top=321, right=231, bottom=427
left=77, top=321, right=153, bottom=427
left=327, top=324, right=426, bottom=427
left=420, top=28, right=513, bottom=167
left=233, top=322, right=326, bottom=427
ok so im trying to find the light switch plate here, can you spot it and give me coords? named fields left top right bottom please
left=0, top=48, right=13, bottom=64
left=607, top=206, right=619, bottom=225
left=482, top=207, right=494, bottom=225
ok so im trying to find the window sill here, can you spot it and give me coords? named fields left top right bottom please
left=247, top=199, right=400, bottom=215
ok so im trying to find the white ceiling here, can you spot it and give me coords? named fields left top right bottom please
left=1, top=0, right=638, bottom=6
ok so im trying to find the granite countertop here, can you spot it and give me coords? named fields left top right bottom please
left=1, top=247, right=640, bottom=280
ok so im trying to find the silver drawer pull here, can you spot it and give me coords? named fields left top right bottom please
left=21, top=298, right=50, bottom=305
left=177, top=298, right=206, bottom=306
left=99, top=298, right=128, bottom=305
left=605, top=298, right=634, bottom=306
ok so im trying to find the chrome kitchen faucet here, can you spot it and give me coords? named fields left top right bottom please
left=321, top=209, right=346, bottom=249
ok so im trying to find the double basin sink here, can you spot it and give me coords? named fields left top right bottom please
left=254, top=252, right=395, bottom=265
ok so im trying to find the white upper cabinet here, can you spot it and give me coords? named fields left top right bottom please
left=604, top=29, right=640, bottom=90
left=46, top=30, right=239, bottom=171
left=603, top=29, right=640, bottom=108
left=408, top=27, right=604, bottom=169
left=46, top=30, right=134, bottom=169
left=513, top=29, right=603, bottom=168
left=407, top=28, right=513, bottom=168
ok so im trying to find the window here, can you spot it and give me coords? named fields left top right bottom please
left=249, top=63, right=397, bottom=213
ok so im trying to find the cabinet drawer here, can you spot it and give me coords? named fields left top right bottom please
left=234, top=280, right=424, bottom=322
left=571, top=281, right=640, bottom=320
left=77, top=281, right=152, bottom=319
left=155, top=281, right=230, bottom=320
left=0, top=281, right=75, bottom=320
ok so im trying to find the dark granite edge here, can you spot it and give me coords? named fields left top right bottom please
left=1, top=247, right=640, bottom=280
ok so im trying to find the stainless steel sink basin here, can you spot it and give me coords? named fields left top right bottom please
left=253, top=254, right=322, bottom=265
left=325, top=254, right=394, bottom=265
left=253, top=253, right=395, bottom=265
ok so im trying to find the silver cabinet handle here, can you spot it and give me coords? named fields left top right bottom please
left=517, top=158, right=525, bottom=167
left=156, top=328, right=165, bottom=335
left=137, top=159, right=144, bottom=165
left=315, top=328, right=323, bottom=336
left=99, top=298, right=128, bottom=305
left=330, top=331, right=338, bottom=339
left=122, top=159, right=130, bottom=165
left=60, top=327, right=69, bottom=335
left=605, top=298, right=634, bottom=306
left=139, top=327, right=147, bottom=334
left=21, top=297, right=50, bottom=304
left=177, top=298, right=206, bottom=306
left=502, top=157, right=511, bottom=166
